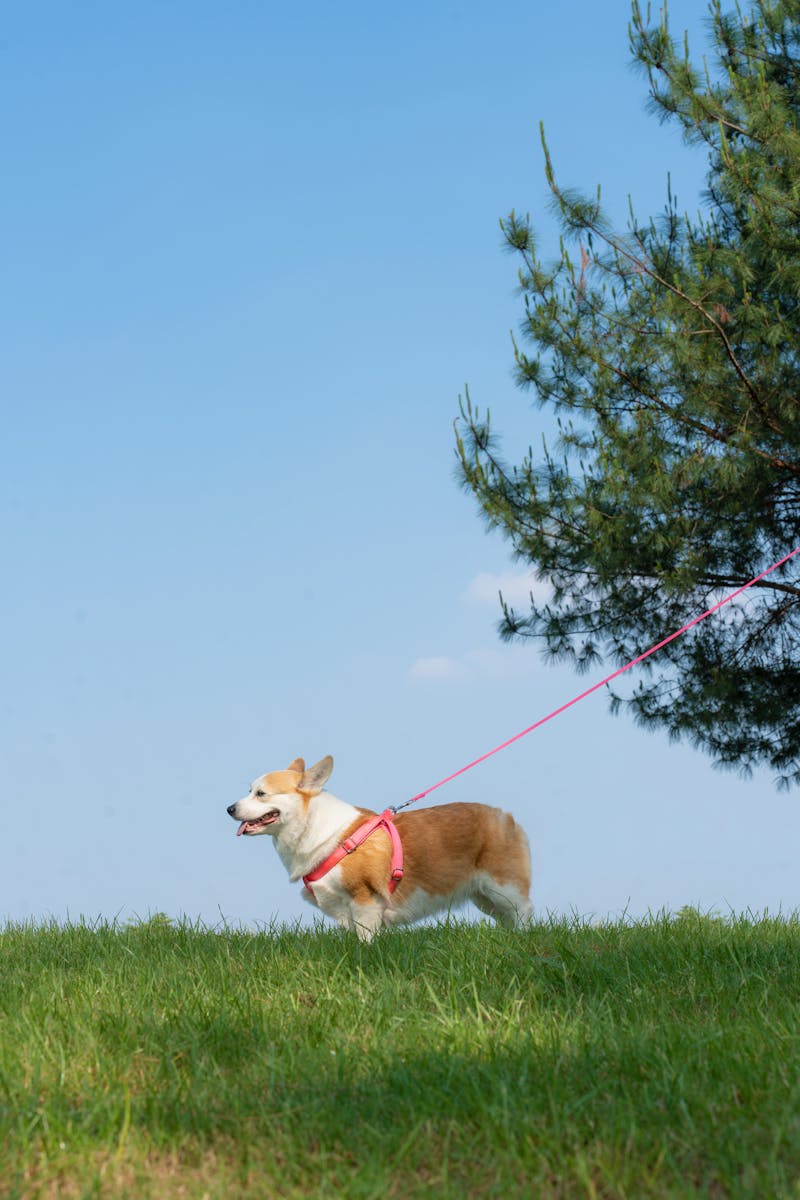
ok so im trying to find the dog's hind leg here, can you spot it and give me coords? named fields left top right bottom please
left=473, top=879, right=532, bottom=929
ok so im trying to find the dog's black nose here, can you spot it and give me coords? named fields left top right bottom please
left=226, top=804, right=236, bottom=816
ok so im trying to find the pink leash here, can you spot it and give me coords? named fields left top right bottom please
left=395, top=547, right=800, bottom=812
left=301, top=547, right=799, bottom=892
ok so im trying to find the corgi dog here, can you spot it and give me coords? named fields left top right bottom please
left=226, top=755, right=532, bottom=942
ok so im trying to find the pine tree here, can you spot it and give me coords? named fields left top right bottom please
left=456, top=0, right=800, bottom=785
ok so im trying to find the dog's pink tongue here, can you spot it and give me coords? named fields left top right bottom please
left=236, top=821, right=248, bottom=837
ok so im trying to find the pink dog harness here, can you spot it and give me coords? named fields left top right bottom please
left=303, top=809, right=404, bottom=895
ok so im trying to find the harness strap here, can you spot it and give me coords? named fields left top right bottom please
left=303, top=809, right=404, bottom=895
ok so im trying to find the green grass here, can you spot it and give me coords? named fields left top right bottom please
left=2, top=913, right=800, bottom=1198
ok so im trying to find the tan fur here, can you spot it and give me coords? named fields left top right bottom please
left=338, top=802, right=531, bottom=906
left=228, top=754, right=532, bottom=939
left=261, top=768, right=304, bottom=796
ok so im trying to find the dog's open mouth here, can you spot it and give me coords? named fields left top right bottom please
left=237, top=809, right=280, bottom=836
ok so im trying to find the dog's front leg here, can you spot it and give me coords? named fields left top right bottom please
left=350, top=901, right=385, bottom=944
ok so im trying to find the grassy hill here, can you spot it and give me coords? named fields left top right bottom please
left=1, top=913, right=799, bottom=1198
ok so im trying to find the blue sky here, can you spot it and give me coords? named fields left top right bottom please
left=3, top=1, right=800, bottom=928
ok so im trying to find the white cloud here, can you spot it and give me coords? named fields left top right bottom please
left=409, top=655, right=470, bottom=682
left=465, top=570, right=552, bottom=610
left=409, top=646, right=537, bottom=684
left=409, top=570, right=548, bottom=684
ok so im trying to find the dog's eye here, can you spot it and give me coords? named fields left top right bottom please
left=256, top=790, right=265, bottom=798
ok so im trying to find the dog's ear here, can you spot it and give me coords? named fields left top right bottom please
left=299, top=755, right=333, bottom=794
left=286, top=757, right=305, bottom=774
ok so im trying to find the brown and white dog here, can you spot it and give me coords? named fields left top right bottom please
left=226, top=755, right=532, bottom=942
